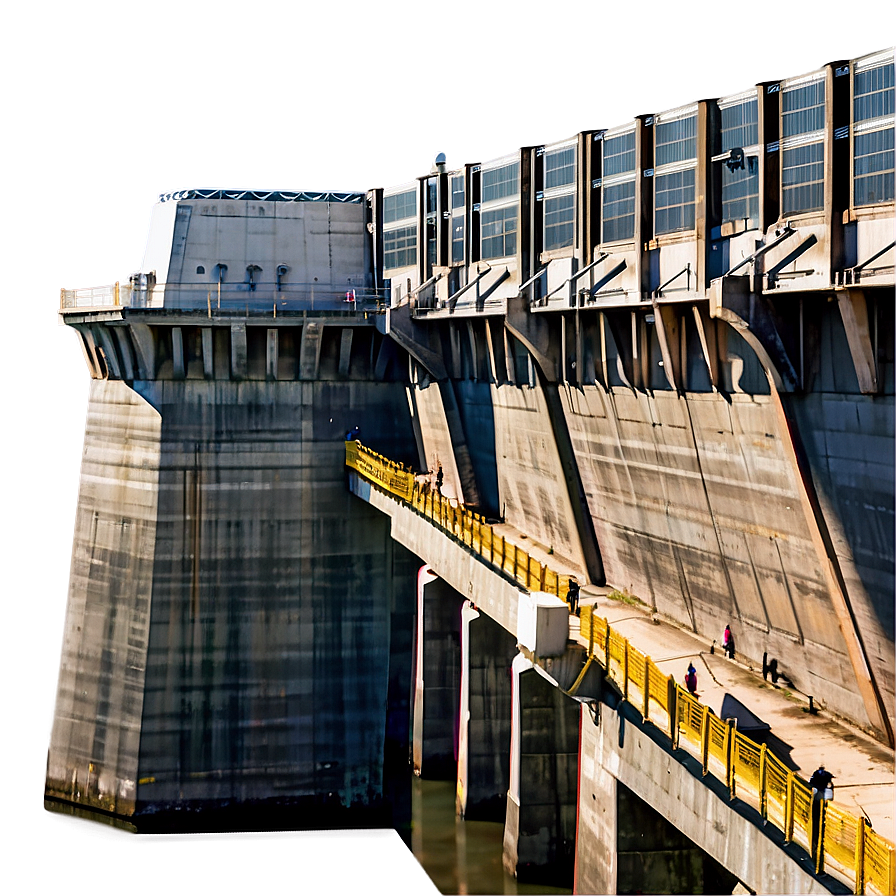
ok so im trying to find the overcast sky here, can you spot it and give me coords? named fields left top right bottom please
left=1, top=3, right=888, bottom=892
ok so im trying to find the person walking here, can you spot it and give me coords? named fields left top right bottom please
left=723, top=624, right=735, bottom=660
left=809, top=765, right=834, bottom=800
left=685, top=663, right=698, bottom=695
left=567, top=578, right=580, bottom=616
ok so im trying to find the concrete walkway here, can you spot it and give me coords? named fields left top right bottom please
left=570, top=585, right=895, bottom=845
left=486, top=521, right=894, bottom=844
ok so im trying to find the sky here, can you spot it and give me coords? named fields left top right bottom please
left=0, top=2, right=888, bottom=892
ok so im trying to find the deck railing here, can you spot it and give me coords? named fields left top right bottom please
left=346, top=440, right=895, bottom=895
left=60, top=281, right=390, bottom=313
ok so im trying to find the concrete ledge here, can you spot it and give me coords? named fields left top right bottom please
left=350, top=474, right=524, bottom=638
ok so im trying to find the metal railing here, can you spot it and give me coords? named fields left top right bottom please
left=60, top=281, right=391, bottom=314
left=346, top=439, right=895, bottom=895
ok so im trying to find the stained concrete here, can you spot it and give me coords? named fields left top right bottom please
left=47, top=374, right=422, bottom=829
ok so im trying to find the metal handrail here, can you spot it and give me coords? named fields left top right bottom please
left=60, top=281, right=391, bottom=312
left=345, top=439, right=895, bottom=895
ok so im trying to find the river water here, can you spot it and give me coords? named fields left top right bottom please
left=43, top=777, right=572, bottom=894
left=407, top=778, right=572, bottom=896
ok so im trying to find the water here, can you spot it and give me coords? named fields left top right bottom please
left=44, top=777, right=572, bottom=894
left=407, top=778, right=572, bottom=896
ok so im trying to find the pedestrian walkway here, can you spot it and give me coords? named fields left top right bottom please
left=571, top=586, right=895, bottom=844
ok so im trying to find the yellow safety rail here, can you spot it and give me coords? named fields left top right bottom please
left=864, top=826, right=896, bottom=895
left=347, top=441, right=572, bottom=603
left=348, top=441, right=894, bottom=894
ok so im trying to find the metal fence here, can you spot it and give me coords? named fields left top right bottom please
left=346, top=440, right=895, bottom=895
left=60, top=281, right=391, bottom=314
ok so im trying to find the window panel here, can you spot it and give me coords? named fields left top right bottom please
left=655, top=115, right=697, bottom=167
left=854, top=62, right=895, bottom=123
left=384, top=224, right=417, bottom=270
left=603, top=131, right=636, bottom=177
left=545, top=146, right=576, bottom=190
left=544, top=194, right=575, bottom=251
left=720, top=98, right=760, bottom=228
left=655, top=168, right=695, bottom=234
left=782, top=80, right=826, bottom=137
left=855, top=126, right=895, bottom=205
left=722, top=156, right=760, bottom=227
left=451, top=175, right=465, bottom=212
left=481, top=206, right=517, bottom=259
left=452, top=214, right=465, bottom=263
left=721, top=99, right=758, bottom=151
left=481, top=162, right=519, bottom=204
left=384, top=190, right=417, bottom=224
left=602, top=179, right=635, bottom=243
left=782, top=141, right=825, bottom=214
left=426, top=178, right=438, bottom=215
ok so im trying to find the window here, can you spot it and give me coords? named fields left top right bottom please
left=854, top=127, right=895, bottom=205
left=450, top=174, right=466, bottom=263
left=544, top=145, right=576, bottom=190
left=383, top=186, right=417, bottom=271
left=782, top=79, right=826, bottom=138
left=481, top=205, right=517, bottom=260
left=544, top=194, right=575, bottom=252
left=601, top=130, right=637, bottom=243
left=781, top=76, right=826, bottom=215
left=384, top=189, right=417, bottom=224
left=481, top=162, right=519, bottom=204
left=854, top=57, right=895, bottom=206
left=720, top=97, right=760, bottom=228
left=426, top=178, right=438, bottom=215
left=602, top=179, right=636, bottom=243
left=655, top=168, right=696, bottom=234
left=384, top=225, right=417, bottom=270
left=655, top=115, right=697, bottom=167
left=782, top=142, right=825, bottom=214
left=542, top=143, right=576, bottom=252
left=480, top=158, right=519, bottom=260
left=654, top=111, right=697, bottom=234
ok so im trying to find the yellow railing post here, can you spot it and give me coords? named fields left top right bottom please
left=114, top=281, right=120, bottom=305
left=759, top=744, right=768, bottom=823
left=785, top=773, right=794, bottom=843
left=623, top=640, right=629, bottom=702
left=643, top=656, right=651, bottom=720
left=855, top=816, right=865, bottom=894
left=669, top=679, right=679, bottom=748
left=816, top=799, right=827, bottom=875
left=726, top=721, right=736, bottom=798
left=588, top=608, right=594, bottom=656
left=701, top=706, right=710, bottom=776
left=604, top=624, right=611, bottom=673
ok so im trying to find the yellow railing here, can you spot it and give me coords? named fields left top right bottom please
left=347, top=441, right=894, bottom=894
left=346, top=441, right=572, bottom=602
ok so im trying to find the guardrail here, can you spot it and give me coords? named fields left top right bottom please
left=345, top=440, right=573, bottom=599
left=346, top=439, right=895, bottom=895
left=60, top=281, right=391, bottom=313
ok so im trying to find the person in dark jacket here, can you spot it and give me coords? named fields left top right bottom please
left=809, top=765, right=834, bottom=799
left=567, top=578, right=580, bottom=615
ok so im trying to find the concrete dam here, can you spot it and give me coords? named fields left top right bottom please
left=47, top=48, right=894, bottom=893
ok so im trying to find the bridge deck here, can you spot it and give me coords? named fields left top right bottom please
left=347, top=444, right=895, bottom=892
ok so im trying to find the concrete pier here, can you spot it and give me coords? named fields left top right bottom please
left=413, top=568, right=462, bottom=779
left=455, top=602, right=515, bottom=820
left=503, top=654, right=579, bottom=886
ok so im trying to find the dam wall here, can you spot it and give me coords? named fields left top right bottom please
left=47, top=323, right=424, bottom=829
